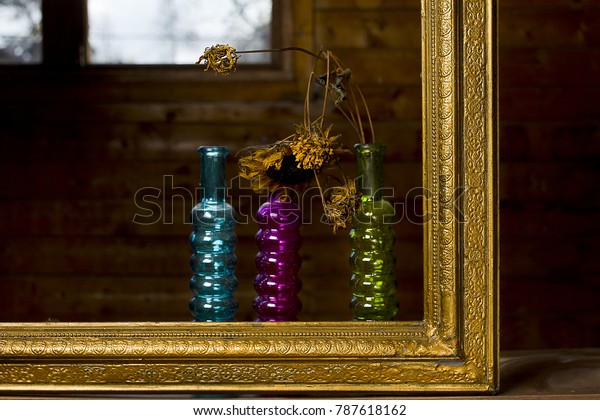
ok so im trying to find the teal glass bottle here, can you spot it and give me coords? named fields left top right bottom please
left=189, top=146, right=238, bottom=322
left=349, top=143, right=398, bottom=320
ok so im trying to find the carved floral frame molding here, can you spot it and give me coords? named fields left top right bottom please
left=0, top=0, right=498, bottom=394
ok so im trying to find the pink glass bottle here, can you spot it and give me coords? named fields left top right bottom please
left=253, top=193, right=302, bottom=321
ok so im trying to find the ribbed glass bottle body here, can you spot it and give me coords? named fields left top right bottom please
left=349, top=143, right=398, bottom=321
left=253, top=194, right=302, bottom=321
left=189, top=146, right=238, bottom=322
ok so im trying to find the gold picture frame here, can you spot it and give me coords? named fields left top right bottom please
left=0, top=0, right=498, bottom=394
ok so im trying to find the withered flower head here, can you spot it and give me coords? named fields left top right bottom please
left=238, top=140, right=315, bottom=194
left=323, top=179, right=360, bottom=234
left=289, top=123, right=341, bottom=170
left=196, top=44, right=240, bottom=74
left=238, top=145, right=285, bottom=193
left=238, top=121, right=348, bottom=195
left=315, top=68, right=351, bottom=105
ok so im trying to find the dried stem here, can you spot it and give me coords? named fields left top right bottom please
left=303, top=68, right=313, bottom=128
left=237, top=46, right=325, bottom=62
left=320, top=52, right=332, bottom=131
left=348, top=83, right=365, bottom=144
left=313, top=169, right=327, bottom=207
left=327, top=52, right=371, bottom=144
left=355, top=84, right=375, bottom=143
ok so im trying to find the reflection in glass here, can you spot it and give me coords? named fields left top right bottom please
left=0, top=0, right=42, bottom=64
left=87, top=0, right=272, bottom=64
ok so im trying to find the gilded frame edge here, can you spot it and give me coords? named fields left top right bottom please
left=0, top=0, right=498, bottom=394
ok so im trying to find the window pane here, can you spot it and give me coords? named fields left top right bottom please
left=0, top=0, right=42, bottom=64
left=88, top=0, right=272, bottom=64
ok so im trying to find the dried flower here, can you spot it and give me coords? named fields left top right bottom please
left=322, top=179, right=360, bottom=234
left=195, top=44, right=239, bottom=74
left=238, top=145, right=287, bottom=193
left=289, top=123, right=341, bottom=170
left=237, top=137, right=315, bottom=194
left=315, top=68, right=351, bottom=105
left=238, top=123, right=344, bottom=195
left=197, top=44, right=375, bottom=233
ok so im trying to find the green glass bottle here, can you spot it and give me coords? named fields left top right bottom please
left=349, top=143, right=398, bottom=320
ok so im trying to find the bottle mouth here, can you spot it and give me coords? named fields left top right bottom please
left=353, top=143, right=386, bottom=154
left=198, top=146, right=230, bottom=157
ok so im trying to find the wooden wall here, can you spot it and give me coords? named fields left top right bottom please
left=498, top=0, right=600, bottom=349
left=0, top=0, right=598, bottom=350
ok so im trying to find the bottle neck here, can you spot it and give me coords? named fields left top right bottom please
left=199, top=146, right=229, bottom=203
left=354, top=143, right=385, bottom=200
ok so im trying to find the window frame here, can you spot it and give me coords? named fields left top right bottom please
left=35, top=0, right=294, bottom=81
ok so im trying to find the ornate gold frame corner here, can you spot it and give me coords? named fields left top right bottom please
left=0, top=0, right=498, bottom=394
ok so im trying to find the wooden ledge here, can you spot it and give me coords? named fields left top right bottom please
left=498, top=349, right=600, bottom=398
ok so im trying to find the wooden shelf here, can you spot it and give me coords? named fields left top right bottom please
left=497, top=349, right=600, bottom=398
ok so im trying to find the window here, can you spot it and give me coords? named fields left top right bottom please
left=0, top=0, right=274, bottom=66
left=0, top=0, right=42, bottom=64
left=87, top=0, right=272, bottom=65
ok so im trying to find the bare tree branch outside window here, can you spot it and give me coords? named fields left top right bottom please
left=88, top=0, right=272, bottom=65
left=0, top=0, right=42, bottom=64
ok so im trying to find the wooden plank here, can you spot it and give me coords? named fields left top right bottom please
left=0, top=161, right=423, bottom=199
left=500, top=86, right=600, bottom=121
left=0, top=84, right=422, bottom=123
left=0, top=122, right=305, bottom=162
left=299, top=277, right=424, bottom=322
left=0, top=74, right=302, bottom=103
left=500, top=49, right=600, bottom=85
left=499, top=0, right=600, bottom=11
left=2, top=194, right=423, bottom=235
left=0, top=196, right=425, bottom=240
left=0, top=120, right=422, bottom=163
left=500, top=238, right=600, bottom=278
left=500, top=284, right=600, bottom=345
left=325, top=49, right=421, bottom=87
left=0, top=273, right=424, bottom=323
left=501, top=313, right=600, bottom=350
left=0, top=161, right=198, bottom=200
left=0, top=236, right=200, bottom=276
left=315, top=9, right=420, bottom=49
left=10, top=159, right=600, bottom=205
left=0, top=275, right=192, bottom=322
left=0, top=235, right=424, bottom=277
left=500, top=275, right=600, bottom=315
left=499, top=161, right=600, bottom=201
left=500, top=349, right=600, bottom=396
left=314, top=0, right=419, bottom=10
left=499, top=10, right=600, bottom=48
left=500, top=201, right=600, bottom=239
left=0, top=102, right=306, bottom=125
left=500, top=123, right=600, bottom=162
